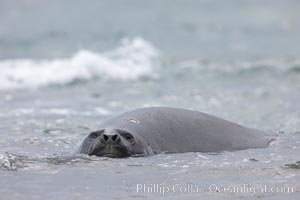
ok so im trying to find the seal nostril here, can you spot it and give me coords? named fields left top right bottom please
left=103, top=134, right=109, bottom=141
left=112, top=134, right=118, bottom=142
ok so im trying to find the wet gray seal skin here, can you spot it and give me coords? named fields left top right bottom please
left=78, top=107, right=268, bottom=158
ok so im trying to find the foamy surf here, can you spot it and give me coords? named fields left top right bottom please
left=0, top=37, right=160, bottom=90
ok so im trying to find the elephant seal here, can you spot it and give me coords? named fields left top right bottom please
left=78, top=107, right=268, bottom=157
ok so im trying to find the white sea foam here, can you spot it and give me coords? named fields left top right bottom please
left=0, top=37, right=160, bottom=90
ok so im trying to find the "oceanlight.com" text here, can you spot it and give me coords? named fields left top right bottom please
left=128, top=183, right=295, bottom=196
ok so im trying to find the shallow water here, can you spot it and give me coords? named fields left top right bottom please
left=1, top=0, right=300, bottom=199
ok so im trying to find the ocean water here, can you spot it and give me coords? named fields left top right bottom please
left=0, top=0, right=300, bottom=199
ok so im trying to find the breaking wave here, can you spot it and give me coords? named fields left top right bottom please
left=0, top=37, right=160, bottom=90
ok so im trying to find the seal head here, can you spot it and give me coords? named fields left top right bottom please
left=80, top=128, right=151, bottom=158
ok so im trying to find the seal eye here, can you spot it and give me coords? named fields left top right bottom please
left=124, top=134, right=135, bottom=145
left=124, top=134, right=133, bottom=140
left=88, top=130, right=104, bottom=141
left=116, top=129, right=136, bottom=145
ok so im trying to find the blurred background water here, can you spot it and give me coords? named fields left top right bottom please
left=0, top=0, right=300, bottom=199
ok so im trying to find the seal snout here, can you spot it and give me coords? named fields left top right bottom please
left=87, top=129, right=133, bottom=158
left=100, top=133, right=121, bottom=144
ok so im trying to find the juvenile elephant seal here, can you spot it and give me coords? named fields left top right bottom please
left=78, top=107, right=268, bottom=157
